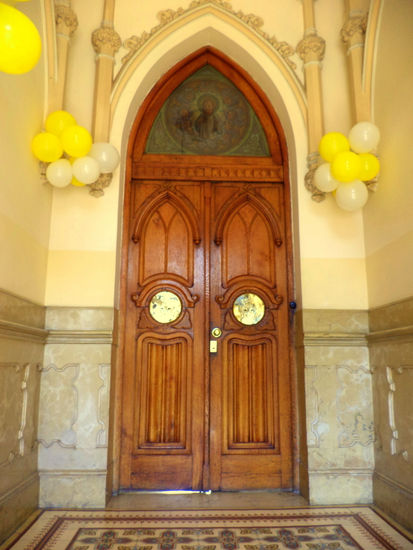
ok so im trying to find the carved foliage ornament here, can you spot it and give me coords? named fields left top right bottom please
left=296, top=33, right=326, bottom=63
left=305, top=165, right=326, bottom=203
left=341, top=14, right=368, bottom=44
left=121, top=0, right=297, bottom=70
left=92, top=26, right=122, bottom=54
left=55, top=5, right=78, bottom=37
left=88, top=173, right=113, bottom=198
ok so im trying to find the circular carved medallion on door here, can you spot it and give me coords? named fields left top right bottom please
left=149, top=290, right=182, bottom=324
left=233, top=293, right=265, bottom=325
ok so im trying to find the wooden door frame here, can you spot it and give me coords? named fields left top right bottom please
left=108, top=47, right=299, bottom=497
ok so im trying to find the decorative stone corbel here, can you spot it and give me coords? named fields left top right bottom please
left=304, top=153, right=325, bottom=202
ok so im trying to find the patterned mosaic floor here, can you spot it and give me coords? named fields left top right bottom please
left=4, top=507, right=413, bottom=550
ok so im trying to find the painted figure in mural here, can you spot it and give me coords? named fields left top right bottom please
left=176, top=108, right=195, bottom=136
left=194, top=95, right=220, bottom=139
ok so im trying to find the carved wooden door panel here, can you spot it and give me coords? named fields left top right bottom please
left=209, top=182, right=292, bottom=490
left=121, top=180, right=206, bottom=490
left=120, top=178, right=292, bottom=491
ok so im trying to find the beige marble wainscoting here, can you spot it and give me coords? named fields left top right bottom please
left=369, top=297, right=413, bottom=532
left=297, top=309, right=374, bottom=505
left=37, top=307, right=113, bottom=508
left=0, top=290, right=45, bottom=543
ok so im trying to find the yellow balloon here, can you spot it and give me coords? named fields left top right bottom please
left=45, top=110, right=76, bottom=137
left=31, top=132, right=63, bottom=163
left=0, top=3, right=41, bottom=74
left=358, top=153, right=380, bottom=181
left=319, top=132, right=350, bottom=162
left=71, top=176, right=86, bottom=187
left=331, top=151, right=361, bottom=183
left=61, top=125, right=92, bottom=157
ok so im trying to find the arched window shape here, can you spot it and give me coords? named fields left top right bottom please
left=145, top=65, right=270, bottom=157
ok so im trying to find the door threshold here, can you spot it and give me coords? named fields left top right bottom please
left=118, top=490, right=212, bottom=495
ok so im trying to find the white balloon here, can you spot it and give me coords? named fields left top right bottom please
left=335, top=180, right=369, bottom=211
left=46, top=158, right=72, bottom=188
left=314, top=163, right=339, bottom=192
left=72, top=156, right=100, bottom=184
left=89, top=142, right=120, bottom=173
left=348, top=122, right=380, bottom=153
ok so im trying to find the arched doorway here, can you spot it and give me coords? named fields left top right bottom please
left=117, top=48, right=296, bottom=491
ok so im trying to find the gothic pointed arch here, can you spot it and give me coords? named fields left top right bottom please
left=131, top=187, right=202, bottom=246
left=214, top=189, right=283, bottom=247
left=129, top=47, right=288, bottom=177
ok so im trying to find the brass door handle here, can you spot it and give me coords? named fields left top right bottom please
left=211, top=327, right=222, bottom=338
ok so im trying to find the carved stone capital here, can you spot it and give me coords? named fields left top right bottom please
left=88, top=173, right=113, bottom=198
left=92, top=26, right=122, bottom=55
left=341, top=14, right=367, bottom=44
left=55, top=5, right=78, bottom=37
left=296, top=33, right=326, bottom=63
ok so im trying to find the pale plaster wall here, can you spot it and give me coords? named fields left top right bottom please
left=0, top=3, right=50, bottom=542
left=365, top=0, right=413, bottom=308
left=45, top=0, right=368, bottom=310
left=0, top=2, right=52, bottom=304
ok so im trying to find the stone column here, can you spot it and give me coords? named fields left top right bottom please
left=48, top=1, right=78, bottom=113
left=341, top=0, right=369, bottom=121
left=91, top=0, right=121, bottom=142
left=296, top=0, right=326, bottom=201
left=90, top=0, right=121, bottom=197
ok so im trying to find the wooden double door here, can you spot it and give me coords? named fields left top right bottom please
left=120, top=176, right=293, bottom=491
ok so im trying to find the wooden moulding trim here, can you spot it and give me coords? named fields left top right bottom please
left=132, top=161, right=284, bottom=182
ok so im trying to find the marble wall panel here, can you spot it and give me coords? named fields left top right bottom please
left=299, top=309, right=374, bottom=505
left=369, top=298, right=413, bottom=532
left=38, top=307, right=113, bottom=509
left=0, top=290, right=44, bottom=543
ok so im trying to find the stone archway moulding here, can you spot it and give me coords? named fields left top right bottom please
left=110, top=45, right=301, bottom=496
left=109, top=2, right=307, bottom=126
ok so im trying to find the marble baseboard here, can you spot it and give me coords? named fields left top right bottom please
left=39, top=470, right=107, bottom=508
left=0, top=472, right=38, bottom=544
left=373, top=471, right=413, bottom=532
left=309, top=470, right=373, bottom=505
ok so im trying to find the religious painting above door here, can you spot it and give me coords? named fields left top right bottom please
left=145, top=66, right=270, bottom=156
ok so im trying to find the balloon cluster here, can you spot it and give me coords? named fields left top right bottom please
left=314, top=122, right=380, bottom=211
left=0, top=1, right=41, bottom=75
left=31, top=110, right=120, bottom=188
